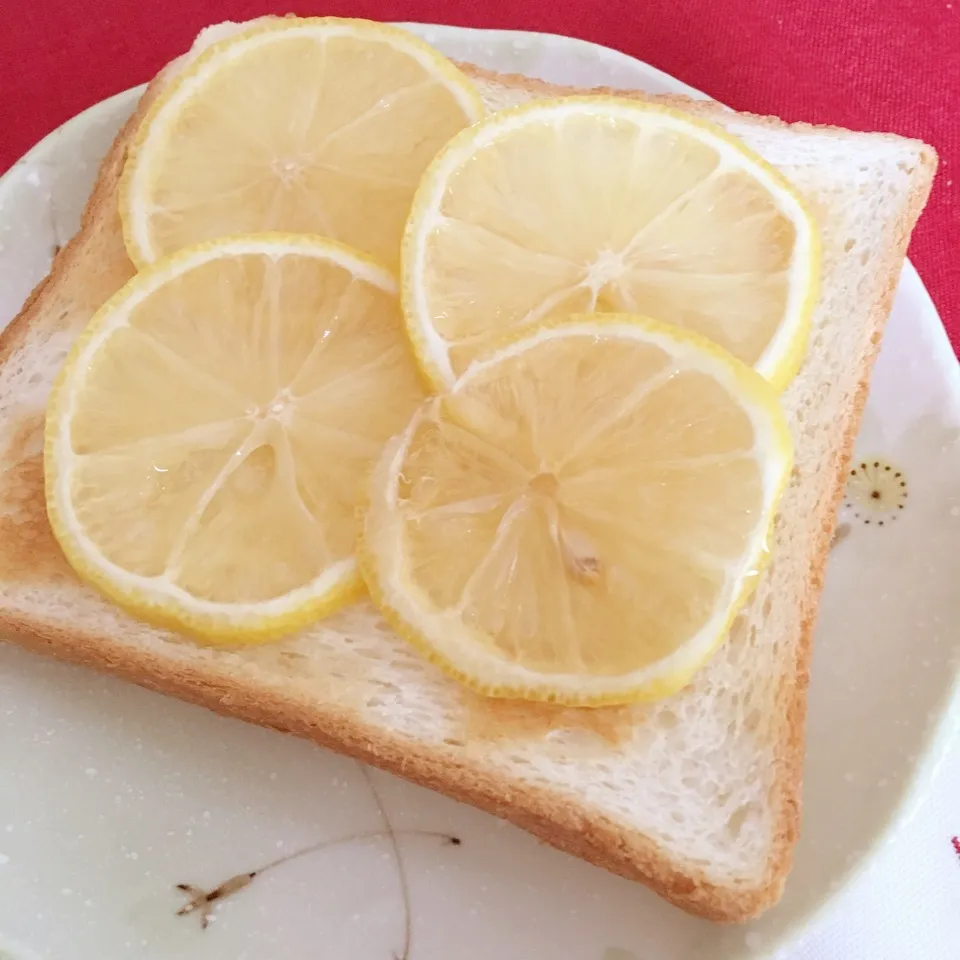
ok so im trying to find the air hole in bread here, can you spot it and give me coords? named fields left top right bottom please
left=726, top=802, right=755, bottom=839
left=507, top=754, right=534, bottom=768
left=656, top=709, right=679, bottom=729
left=843, top=238, right=857, bottom=252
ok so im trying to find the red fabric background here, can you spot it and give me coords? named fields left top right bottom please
left=1, top=0, right=957, bottom=351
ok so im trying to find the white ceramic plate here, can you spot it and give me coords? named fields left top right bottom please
left=1, top=24, right=959, bottom=960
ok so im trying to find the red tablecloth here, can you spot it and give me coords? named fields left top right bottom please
left=2, top=0, right=957, bottom=351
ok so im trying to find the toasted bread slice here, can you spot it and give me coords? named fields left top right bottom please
left=0, top=41, right=936, bottom=922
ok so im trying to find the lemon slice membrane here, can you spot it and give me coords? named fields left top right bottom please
left=121, top=17, right=485, bottom=269
left=45, top=235, right=425, bottom=642
left=361, top=316, right=793, bottom=705
left=403, top=98, right=820, bottom=390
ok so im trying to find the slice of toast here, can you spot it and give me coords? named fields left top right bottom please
left=0, top=43, right=936, bottom=922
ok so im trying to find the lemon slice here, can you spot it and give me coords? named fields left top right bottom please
left=360, top=316, right=792, bottom=705
left=121, top=17, right=484, bottom=269
left=402, top=98, right=820, bottom=391
left=46, top=235, right=425, bottom=643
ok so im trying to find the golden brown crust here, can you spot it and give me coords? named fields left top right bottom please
left=0, top=61, right=938, bottom=923
left=458, top=61, right=937, bottom=147
left=456, top=61, right=713, bottom=114
left=765, top=140, right=937, bottom=904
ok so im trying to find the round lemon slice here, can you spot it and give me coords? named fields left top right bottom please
left=402, top=98, right=820, bottom=391
left=360, top=316, right=792, bottom=705
left=121, top=17, right=484, bottom=269
left=45, top=235, right=425, bottom=643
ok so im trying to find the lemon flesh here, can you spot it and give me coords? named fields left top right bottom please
left=121, top=18, right=484, bottom=269
left=46, top=235, right=425, bottom=642
left=362, top=316, right=792, bottom=705
left=403, top=98, right=819, bottom=390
